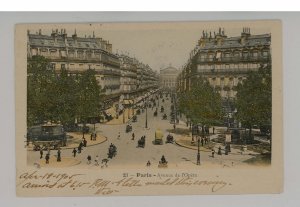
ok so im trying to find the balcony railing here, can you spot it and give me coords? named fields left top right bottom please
left=197, top=55, right=270, bottom=63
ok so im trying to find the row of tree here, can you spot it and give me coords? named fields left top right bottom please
left=27, top=56, right=102, bottom=127
left=177, top=63, right=272, bottom=140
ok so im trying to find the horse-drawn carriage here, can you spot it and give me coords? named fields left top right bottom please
left=107, top=144, right=117, bottom=158
left=137, top=136, right=146, bottom=148
left=166, top=134, right=174, bottom=143
left=154, top=129, right=163, bottom=145
left=158, top=155, right=168, bottom=168
left=126, top=124, right=132, bottom=133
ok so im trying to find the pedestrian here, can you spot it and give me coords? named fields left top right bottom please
left=45, top=153, right=50, bottom=164
left=95, top=155, right=99, bottom=166
left=83, top=138, right=87, bottom=147
left=132, top=132, right=135, bottom=140
left=90, top=133, right=93, bottom=141
left=218, top=146, right=222, bottom=155
left=213, top=127, right=215, bottom=134
left=57, top=149, right=61, bottom=162
left=87, top=155, right=92, bottom=164
left=78, top=143, right=82, bottom=154
left=72, top=148, right=77, bottom=157
left=212, top=149, right=215, bottom=158
left=204, top=137, right=208, bottom=145
left=117, top=132, right=120, bottom=140
left=201, top=138, right=204, bottom=146
left=39, top=149, right=43, bottom=159
left=146, top=160, right=151, bottom=167
left=94, top=133, right=97, bottom=141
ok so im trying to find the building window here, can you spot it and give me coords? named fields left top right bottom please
left=263, top=51, right=269, bottom=56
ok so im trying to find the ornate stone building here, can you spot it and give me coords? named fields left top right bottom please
left=27, top=29, right=121, bottom=98
left=177, top=27, right=271, bottom=99
left=159, top=65, right=180, bottom=91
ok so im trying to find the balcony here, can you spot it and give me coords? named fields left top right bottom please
left=196, top=55, right=271, bottom=63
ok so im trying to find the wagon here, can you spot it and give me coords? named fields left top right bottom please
left=154, top=129, right=163, bottom=145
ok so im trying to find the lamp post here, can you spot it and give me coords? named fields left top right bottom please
left=123, top=106, right=125, bottom=124
left=145, top=102, right=148, bottom=128
left=197, top=136, right=200, bottom=165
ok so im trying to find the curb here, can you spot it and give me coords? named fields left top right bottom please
left=63, top=136, right=108, bottom=150
left=175, top=139, right=212, bottom=152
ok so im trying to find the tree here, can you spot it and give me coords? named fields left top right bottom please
left=52, top=68, right=78, bottom=126
left=235, top=64, right=272, bottom=142
left=178, top=76, right=223, bottom=136
left=76, top=69, right=102, bottom=127
left=27, top=56, right=56, bottom=126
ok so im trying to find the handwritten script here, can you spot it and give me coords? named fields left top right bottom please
left=17, top=171, right=230, bottom=195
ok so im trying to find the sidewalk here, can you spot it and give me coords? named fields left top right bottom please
left=175, top=133, right=261, bottom=156
left=64, top=132, right=107, bottom=149
left=175, top=135, right=215, bottom=152
left=37, top=156, right=81, bottom=168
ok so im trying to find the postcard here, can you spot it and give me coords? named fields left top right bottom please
left=15, top=20, right=283, bottom=196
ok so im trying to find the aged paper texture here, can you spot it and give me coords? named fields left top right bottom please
left=15, top=21, right=282, bottom=196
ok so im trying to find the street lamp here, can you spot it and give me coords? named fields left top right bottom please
left=145, top=101, right=148, bottom=128
left=197, top=136, right=201, bottom=165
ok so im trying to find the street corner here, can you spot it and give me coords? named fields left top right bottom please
left=65, top=132, right=107, bottom=149
left=37, top=156, right=81, bottom=168
left=175, top=135, right=214, bottom=152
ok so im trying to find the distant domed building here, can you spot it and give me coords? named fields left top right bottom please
left=159, top=65, right=180, bottom=91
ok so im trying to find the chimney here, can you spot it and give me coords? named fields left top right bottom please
left=241, top=27, right=251, bottom=45
left=62, top=29, right=67, bottom=44
left=51, top=29, right=58, bottom=43
left=72, top=29, right=77, bottom=44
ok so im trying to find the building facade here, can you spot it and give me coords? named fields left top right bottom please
left=159, top=65, right=180, bottom=91
left=27, top=29, right=121, bottom=98
left=177, top=27, right=271, bottom=100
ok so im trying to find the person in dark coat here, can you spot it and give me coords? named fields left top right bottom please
left=83, top=138, right=87, bottom=147
left=132, top=132, right=135, bottom=140
left=218, top=146, right=222, bottom=155
left=90, top=133, right=93, bottom=141
left=212, top=149, right=215, bottom=158
left=40, top=149, right=43, bottom=159
left=87, top=155, right=92, bottom=164
left=57, top=149, right=61, bottom=162
left=72, top=148, right=77, bottom=157
left=45, top=153, right=50, bottom=164
left=161, top=155, right=167, bottom=164
left=201, top=138, right=204, bottom=146
left=78, top=142, right=83, bottom=153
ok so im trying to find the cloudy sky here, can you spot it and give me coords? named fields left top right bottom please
left=29, top=22, right=271, bottom=72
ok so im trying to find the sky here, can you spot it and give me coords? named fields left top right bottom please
left=28, top=22, right=271, bottom=72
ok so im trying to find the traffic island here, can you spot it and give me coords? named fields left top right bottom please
left=37, top=156, right=81, bottom=168
left=175, top=135, right=214, bottom=152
